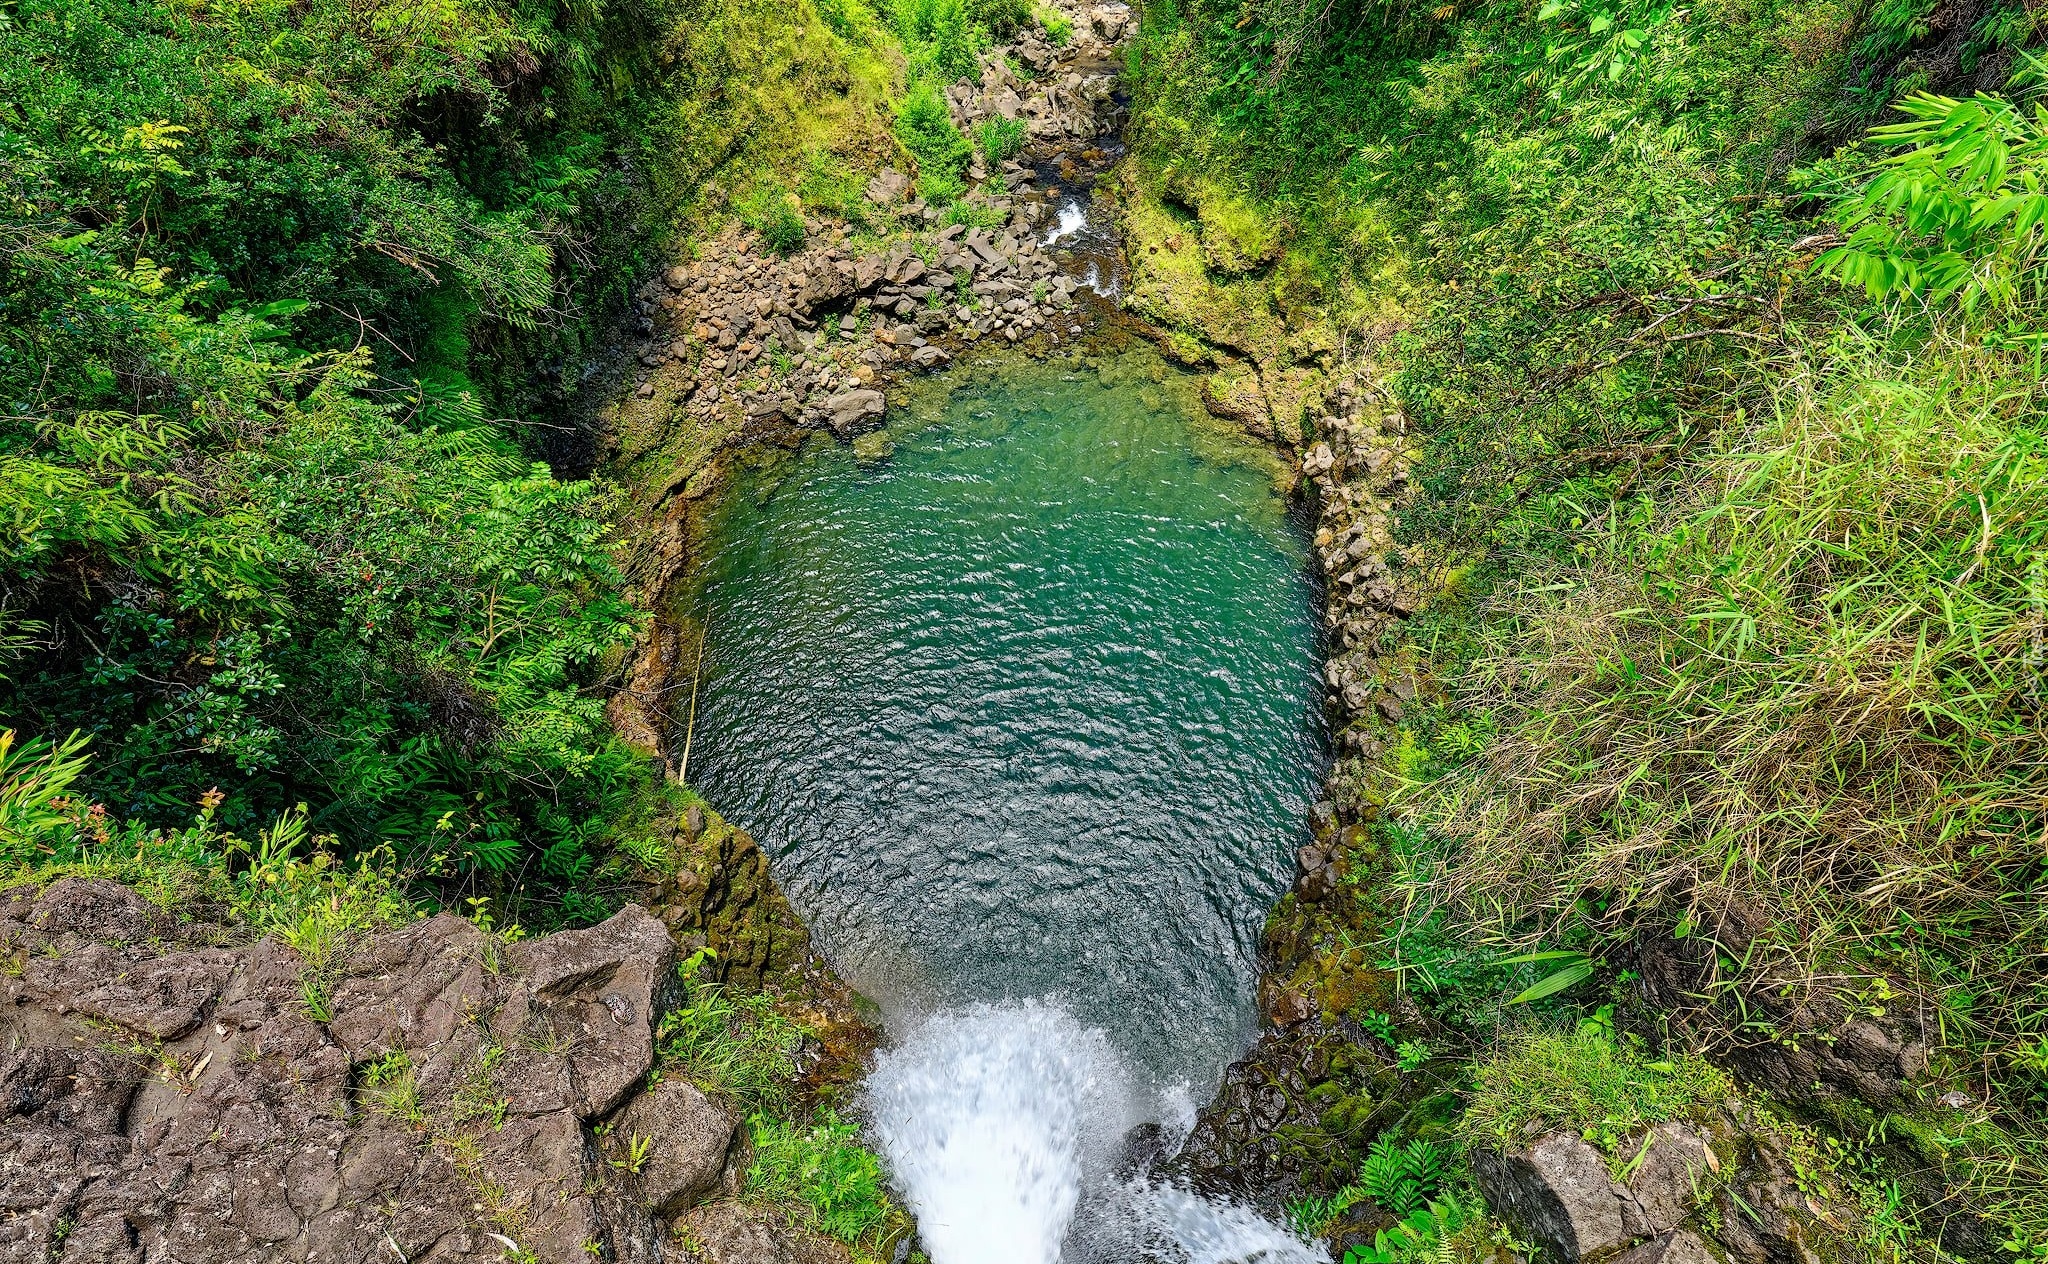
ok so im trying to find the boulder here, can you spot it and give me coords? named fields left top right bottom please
left=329, top=912, right=492, bottom=1057
left=865, top=169, right=909, bottom=204
left=24, top=944, right=237, bottom=1039
left=796, top=263, right=853, bottom=311
left=822, top=388, right=887, bottom=435
left=23, top=877, right=164, bottom=944
left=678, top=1202, right=854, bottom=1264
left=500, top=905, right=679, bottom=1118
left=609, top=1079, right=737, bottom=1214
left=1615, top=1231, right=1718, bottom=1264
left=1473, top=1125, right=1716, bottom=1261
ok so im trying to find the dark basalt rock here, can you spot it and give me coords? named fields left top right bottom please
left=0, top=877, right=849, bottom=1264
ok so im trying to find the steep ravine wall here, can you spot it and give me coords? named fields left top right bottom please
left=1108, top=115, right=1985, bottom=1264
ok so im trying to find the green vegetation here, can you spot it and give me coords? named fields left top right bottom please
left=1463, top=1027, right=1730, bottom=1155
left=975, top=115, right=1029, bottom=164
left=1035, top=4, right=1070, bottom=46
left=655, top=976, right=809, bottom=1113
left=892, top=0, right=986, bottom=81
left=1, top=0, right=899, bottom=926
left=895, top=78, right=976, bottom=203
left=745, top=1114, right=895, bottom=1246
left=1127, top=0, right=2045, bottom=1247
left=738, top=182, right=810, bottom=254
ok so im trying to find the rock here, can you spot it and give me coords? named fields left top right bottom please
left=24, top=944, right=237, bottom=1039
left=23, top=877, right=163, bottom=944
left=821, top=388, right=886, bottom=435
left=0, top=889, right=732, bottom=1264
left=1615, top=1231, right=1718, bottom=1264
left=679, top=1202, right=855, bottom=1264
left=865, top=169, right=909, bottom=205
left=609, top=1080, right=736, bottom=1214
left=968, top=234, right=1006, bottom=267
left=500, top=905, right=680, bottom=1118
left=1293, top=845, right=1335, bottom=903
left=329, top=912, right=491, bottom=1057
left=1090, top=5, right=1129, bottom=39
left=796, top=262, right=853, bottom=311
left=1474, top=1126, right=1717, bottom=1262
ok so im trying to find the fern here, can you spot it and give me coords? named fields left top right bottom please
left=1341, top=1193, right=1473, bottom=1264
left=1358, top=1136, right=1452, bottom=1217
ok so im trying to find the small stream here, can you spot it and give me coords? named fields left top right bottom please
left=685, top=346, right=1328, bottom=1259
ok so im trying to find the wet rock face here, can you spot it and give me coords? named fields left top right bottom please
left=608, top=8, right=1126, bottom=459
left=0, top=878, right=838, bottom=1264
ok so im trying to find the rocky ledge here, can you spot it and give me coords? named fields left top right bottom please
left=613, top=8, right=1131, bottom=442
left=0, top=872, right=858, bottom=1264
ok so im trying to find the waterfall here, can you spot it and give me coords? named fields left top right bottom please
left=866, top=1001, right=1329, bottom=1264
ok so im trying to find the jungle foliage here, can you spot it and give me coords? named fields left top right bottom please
left=1127, top=0, right=2044, bottom=1249
left=0, top=0, right=882, bottom=923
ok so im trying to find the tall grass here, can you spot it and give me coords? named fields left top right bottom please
left=1403, top=320, right=2048, bottom=1228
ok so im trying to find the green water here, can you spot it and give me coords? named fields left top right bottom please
left=687, top=348, right=1324, bottom=1090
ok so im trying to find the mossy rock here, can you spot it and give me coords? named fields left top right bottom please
left=1195, top=187, right=1286, bottom=275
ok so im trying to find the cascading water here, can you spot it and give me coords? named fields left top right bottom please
left=866, top=1003, right=1134, bottom=1264
left=868, top=1002, right=1326, bottom=1264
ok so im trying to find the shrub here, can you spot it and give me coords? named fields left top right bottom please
left=895, top=80, right=974, bottom=195
left=968, top=0, right=1030, bottom=38
left=892, top=0, right=985, bottom=81
left=744, top=1114, right=894, bottom=1245
left=737, top=182, right=808, bottom=254
left=975, top=115, right=1027, bottom=164
left=1036, top=4, right=1071, bottom=45
left=1818, top=59, right=2048, bottom=314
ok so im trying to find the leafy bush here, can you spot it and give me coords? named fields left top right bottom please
left=798, top=148, right=872, bottom=226
left=738, top=182, right=809, bottom=254
left=744, top=1114, right=894, bottom=1244
left=1341, top=1193, right=1480, bottom=1264
left=1818, top=65, right=2048, bottom=314
left=892, top=0, right=985, bottom=81
left=969, top=0, right=1031, bottom=38
left=1036, top=4, right=1071, bottom=45
left=895, top=79, right=975, bottom=197
left=975, top=115, right=1028, bottom=164
left=0, top=0, right=727, bottom=921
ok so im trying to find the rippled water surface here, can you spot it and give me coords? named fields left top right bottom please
left=688, top=348, right=1323, bottom=1091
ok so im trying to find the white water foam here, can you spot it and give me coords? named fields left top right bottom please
left=1043, top=199, right=1089, bottom=246
left=1133, top=1185, right=1329, bottom=1264
left=866, top=1000, right=1327, bottom=1264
